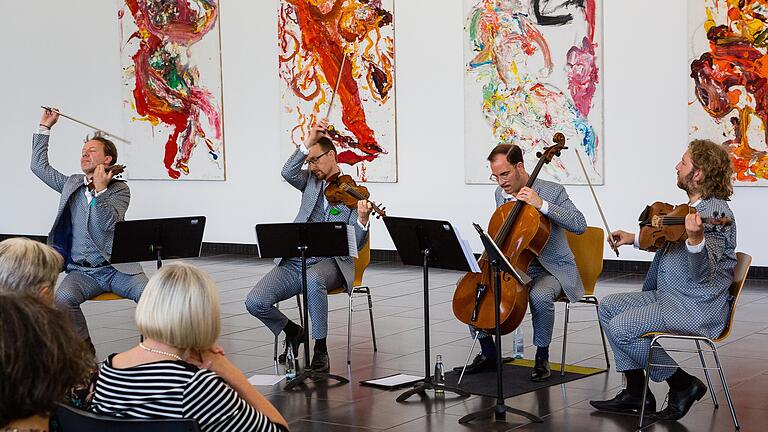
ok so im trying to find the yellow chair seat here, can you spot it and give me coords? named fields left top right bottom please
left=89, top=292, right=126, bottom=301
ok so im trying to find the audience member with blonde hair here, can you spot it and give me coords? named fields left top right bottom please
left=0, top=294, right=91, bottom=432
left=90, top=262, right=288, bottom=431
left=0, top=237, right=63, bottom=302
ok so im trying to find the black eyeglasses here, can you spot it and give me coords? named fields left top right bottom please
left=306, top=150, right=331, bottom=166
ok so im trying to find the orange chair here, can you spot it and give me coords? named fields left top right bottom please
left=328, top=237, right=376, bottom=365
left=638, top=252, right=751, bottom=430
left=560, top=226, right=611, bottom=375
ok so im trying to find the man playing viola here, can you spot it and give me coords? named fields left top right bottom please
left=31, top=108, right=148, bottom=355
left=245, top=118, right=373, bottom=373
left=590, top=139, right=737, bottom=421
left=457, top=143, right=587, bottom=382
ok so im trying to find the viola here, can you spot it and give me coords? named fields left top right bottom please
left=324, top=174, right=387, bottom=219
left=86, top=164, right=126, bottom=192
left=637, top=201, right=732, bottom=252
left=452, top=134, right=567, bottom=334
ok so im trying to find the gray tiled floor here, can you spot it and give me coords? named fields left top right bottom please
left=83, top=255, right=768, bottom=431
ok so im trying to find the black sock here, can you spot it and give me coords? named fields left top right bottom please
left=624, top=369, right=646, bottom=397
left=314, top=338, right=328, bottom=353
left=479, top=336, right=497, bottom=359
left=666, top=368, right=694, bottom=392
left=283, top=320, right=301, bottom=338
left=535, top=346, right=549, bottom=361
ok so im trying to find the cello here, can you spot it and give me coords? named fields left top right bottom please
left=452, top=135, right=567, bottom=333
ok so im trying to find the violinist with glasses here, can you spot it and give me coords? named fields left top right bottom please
left=590, top=139, right=737, bottom=422
left=245, top=118, right=373, bottom=373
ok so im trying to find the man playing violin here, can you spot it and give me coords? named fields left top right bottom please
left=457, top=143, right=587, bottom=381
left=590, top=139, right=737, bottom=421
left=31, top=108, right=147, bottom=356
left=246, top=118, right=373, bottom=373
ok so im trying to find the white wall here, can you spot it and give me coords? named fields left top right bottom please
left=1, top=1, right=765, bottom=265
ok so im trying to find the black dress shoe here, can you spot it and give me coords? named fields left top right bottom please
left=530, top=357, right=551, bottom=382
left=648, top=377, right=707, bottom=421
left=453, top=353, right=497, bottom=375
left=590, top=389, right=657, bottom=414
left=310, top=351, right=330, bottom=372
left=278, top=326, right=304, bottom=364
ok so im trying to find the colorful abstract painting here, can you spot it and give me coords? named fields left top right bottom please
left=279, top=0, right=397, bottom=183
left=118, top=0, right=225, bottom=180
left=689, top=0, right=768, bottom=185
left=463, top=0, right=603, bottom=185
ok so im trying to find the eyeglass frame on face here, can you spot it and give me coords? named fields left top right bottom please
left=489, top=170, right=513, bottom=183
left=306, top=149, right=332, bottom=166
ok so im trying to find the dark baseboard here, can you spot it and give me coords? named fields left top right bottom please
left=3, top=235, right=768, bottom=280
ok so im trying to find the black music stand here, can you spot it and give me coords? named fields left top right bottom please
left=458, top=223, right=542, bottom=425
left=256, top=222, right=352, bottom=389
left=110, top=216, right=206, bottom=270
left=384, top=217, right=472, bottom=402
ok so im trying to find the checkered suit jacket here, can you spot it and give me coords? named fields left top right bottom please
left=641, top=198, right=737, bottom=338
left=30, top=133, right=142, bottom=275
left=495, top=179, right=586, bottom=302
left=280, top=148, right=369, bottom=291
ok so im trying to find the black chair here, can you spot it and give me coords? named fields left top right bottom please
left=54, top=404, right=201, bottom=431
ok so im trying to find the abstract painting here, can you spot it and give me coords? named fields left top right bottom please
left=118, top=0, right=225, bottom=180
left=279, top=0, right=397, bottom=182
left=689, top=0, right=768, bottom=185
left=464, top=0, right=603, bottom=185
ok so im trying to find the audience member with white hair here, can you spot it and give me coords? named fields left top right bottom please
left=89, top=262, right=288, bottom=431
left=0, top=237, right=63, bottom=302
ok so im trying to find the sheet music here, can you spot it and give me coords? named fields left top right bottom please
left=347, top=225, right=359, bottom=258
left=453, top=225, right=482, bottom=273
left=361, top=373, right=423, bottom=387
left=247, top=374, right=285, bottom=386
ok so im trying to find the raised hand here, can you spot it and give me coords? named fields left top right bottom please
left=40, top=107, right=60, bottom=129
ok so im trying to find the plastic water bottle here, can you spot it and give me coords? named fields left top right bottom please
left=513, top=328, right=524, bottom=359
left=285, top=343, right=296, bottom=379
left=433, top=355, right=445, bottom=395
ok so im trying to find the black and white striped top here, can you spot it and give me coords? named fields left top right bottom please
left=90, top=355, right=284, bottom=432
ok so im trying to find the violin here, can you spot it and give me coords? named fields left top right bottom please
left=637, top=201, right=732, bottom=252
left=86, top=164, right=126, bottom=192
left=452, top=135, right=567, bottom=334
left=324, top=174, right=387, bottom=219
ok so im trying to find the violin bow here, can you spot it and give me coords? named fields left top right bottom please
left=41, top=106, right=130, bottom=144
left=573, top=146, right=620, bottom=257
left=324, top=54, right=347, bottom=132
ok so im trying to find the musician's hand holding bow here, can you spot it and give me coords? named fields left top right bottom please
left=306, top=117, right=330, bottom=147
left=685, top=213, right=704, bottom=246
left=357, top=200, right=373, bottom=227
left=40, top=107, right=60, bottom=130
left=92, top=163, right=115, bottom=193
left=609, top=230, right=635, bottom=248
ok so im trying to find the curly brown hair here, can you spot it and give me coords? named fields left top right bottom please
left=688, top=139, right=734, bottom=200
left=0, top=294, right=93, bottom=427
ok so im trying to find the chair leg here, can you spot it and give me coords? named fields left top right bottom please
left=458, top=332, right=480, bottom=385
left=594, top=301, right=611, bottom=370
left=560, top=302, right=570, bottom=376
left=347, top=291, right=353, bottom=365
left=364, top=287, right=377, bottom=352
left=710, top=341, right=740, bottom=430
left=638, top=340, right=656, bottom=429
left=696, top=340, right=718, bottom=408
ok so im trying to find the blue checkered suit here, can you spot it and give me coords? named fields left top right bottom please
left=31, top=133, right=147, bottom=340
left=474, top=179, right=586, bottom=347
left=599, top=198, right=737, bottom=381
left=245, top=148, right=369, bottom=339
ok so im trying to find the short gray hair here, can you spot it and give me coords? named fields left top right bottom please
left=0, top=238, right=63, bottom=301
left=135, top=262, right=220, bottom=350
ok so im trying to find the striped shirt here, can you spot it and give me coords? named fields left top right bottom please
left=90, top=354, right=284, bottom=432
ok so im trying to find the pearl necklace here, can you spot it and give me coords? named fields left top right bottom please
left=139, top=342, right=183, bottom=361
